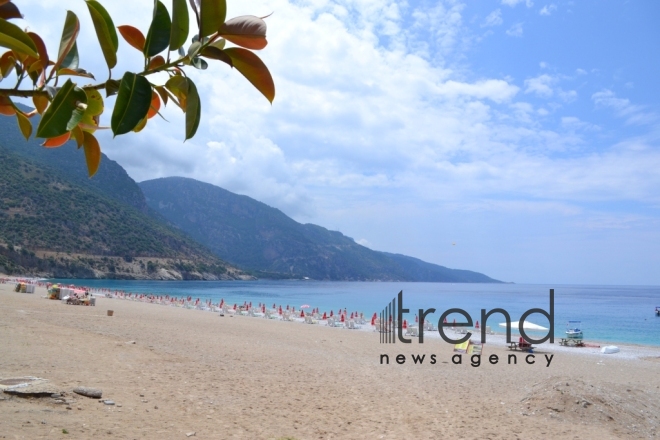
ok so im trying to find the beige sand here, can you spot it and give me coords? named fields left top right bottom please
left=1, top=282, right=659, bottom=439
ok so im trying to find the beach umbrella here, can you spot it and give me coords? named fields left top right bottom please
left=340, top=314, right=345, bottom=323
left=403, top=320, right=408, bottom=329
left=301, top=304, right=310, bottom=309
left=233, top=304, right=237, bottom=310
left=322, top=312, right=327, bottom=320
left=273, top=303, right=276, bottom=309
left=300, top=310, right=305, bottom=318
left=350, top=312, right=354, bottom=319
left=371, top=315, right=376, bottom=325
left=499, top=321, right=548, bottom=331
left=415, top=315, right=418, bottom=323
left=330, top=310, right=334, bottom=317
left=475, top=320, right=480, bottom=329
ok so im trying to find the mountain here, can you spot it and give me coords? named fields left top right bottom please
left=0, top=116, right=247, bottom=280
left=3, top=104, right=148, bottom=212
left=139, top=177, right=503, bottom=282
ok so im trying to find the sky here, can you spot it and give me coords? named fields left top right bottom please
left=11, top=0, right=660, bottom=285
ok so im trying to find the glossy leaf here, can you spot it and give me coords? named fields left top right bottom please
left=188, top=0, right=200, bottom=27
left=82, top=131, right=101, bottom=177
left=144, top=0, right=171, bottom=57
left=187, top=41, right=201, bottom=58
left=219, top=16, right=267, bottom=50
left=0, top=50, right=15, bottom=78
left=184, top=77, right=200, bottom=140
left=27, top=32, right=48, bottom=85
left=200, top=0, right=226, bottom=38
left=0, top=2, right=22, bottom=21
left=15, top=111, right=31, bottom=140
left=85, top=0, right=118, bottom=69
left=36, top=79, right=87, bottom=138
left=165, top=75, right=187, bottom=108
left=71, top=125, right=84, bottom=147
left=132, top=115, right=147, bottom=133
left=210, top=38, right=225, bottom=50
left=105, top=78, right=120, bottom=97
left=58, top=67, right=94, bottom=79
left=170, top=0, right=189, bottom=50
left=111, top=71, right=152, bottom=136
left=117, top=25, right=145, bottom=52
left=60, top=41, right=79, bottom=70
left=148, top=55, right=165, bottom=71
left=224, top=47, right=274, bottom=103
left=84, top=88, right=104, bottom=116
left=42, top=132, right=71, bottom=148
left=155, top=85, right=169, bottom=106
left=32, top=94, right=49, bottom=114
left=53, top=11, right=80, bottom=73
left=191, top=56, right=207, bottom=70
left=0, top=95, right=14, bottom=115
left=147, top=90, right=161, bottom=119
left=0, top=17, right=39, bottom=58
left=200, top=46, right=231, bottom=66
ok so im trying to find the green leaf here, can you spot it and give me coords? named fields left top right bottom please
left=36, top=78, right=88, bottom=138
left=185, top=77, right=200, bottom=140
left=200, top=0, right=226, bottom=38
left=82, top=131, right=102, bottom=177
left=187, top=41, right=201, bottom=58
left=169, top=0, right=189, bottom=50
left=15, top=111, right=32, bottom=140
left=105, top=78, right=120, bottom=97
left=54, top=11, right=80, bottom=73
left=111, top=71, right=152, bottom=136
left=60, top=41, right=79, bottom=70
left=58, top=67, right=94, bottom=79
left=219, top=15, right=267, bottom=50
left=191, top=56, right=207, bottom=70
left=224, top=47, right=275, bottom=103
left=85, top=0, right=118, bottom=69
left=144, top=0, right=171, bottom=57
left=0, top=2, right=22, bottom=20
left=0, top=17, right=39, bottom=57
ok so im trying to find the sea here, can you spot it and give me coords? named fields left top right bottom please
left=48, top=280, right=660, bottom=347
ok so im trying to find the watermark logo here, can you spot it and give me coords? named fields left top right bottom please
left=379, top=289, right=555, bottom=345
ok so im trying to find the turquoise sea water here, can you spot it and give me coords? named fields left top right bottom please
left=49, top=280, right=660, bottom=347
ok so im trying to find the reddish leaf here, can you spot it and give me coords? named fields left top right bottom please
left=117, top=25, right=145, bottom=52
left=32, top=94, right=49, bottom=114
left=0, top=50, right=15, bottom=77
left=42, top=132, right=71, bottom=148
left=71, top=125, right=84, bottom=147
left=0, top=95, right=15, bottom=115
left=148, top=55, right=165, bottom=71
left=224, top=47, right=275, bottom=103
left=155, top=85, right=169, bottom=106
left=218, top=15, right=267, bottom=50
left=200, top=46, right=232, bottom=66
left=15, top=110, right=32, bottom=140
left=82, top=131, right=101, bottom=176
left=0, top=2, right=22, bottom=20
left=147, top=90, right=161, bottom=119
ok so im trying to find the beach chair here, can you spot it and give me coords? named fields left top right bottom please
left=407, top=326, right=419, bottom=337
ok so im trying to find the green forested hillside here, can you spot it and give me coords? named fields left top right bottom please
left=140, top=177, right=503, bottom=282
left=0, top=142, right=243, bottom=280
left=1, top=106, right=148, bottom=212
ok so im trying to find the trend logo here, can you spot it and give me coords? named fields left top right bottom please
left=379, top=289, right=555, bottom=345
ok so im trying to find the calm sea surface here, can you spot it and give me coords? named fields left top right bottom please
left=49, top=280, right=660, bottom=346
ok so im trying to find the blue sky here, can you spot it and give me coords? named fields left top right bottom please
left=12, top=0, right=660, bottom=284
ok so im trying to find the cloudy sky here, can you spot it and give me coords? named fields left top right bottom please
left=14, top=0, right=660, bottom=284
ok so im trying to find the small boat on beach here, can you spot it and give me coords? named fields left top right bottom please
left=565, top=321, right=583, bottom=339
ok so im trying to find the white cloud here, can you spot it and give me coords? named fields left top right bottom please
left=539, top=4, right=557, bottom=15
left=506, top=22, right=523, bottom=37
left=524, top=74, right=555, bottom=97
left=576, top=68, right=587, bottom=75
left=592, top=89, right=657, bottom=125
left=502, top=0, right=533, bottom=7
left=482, top=9, right=503, bottom=27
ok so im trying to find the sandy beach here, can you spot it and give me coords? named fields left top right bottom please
left=1, top=282, right=659, bottom=439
